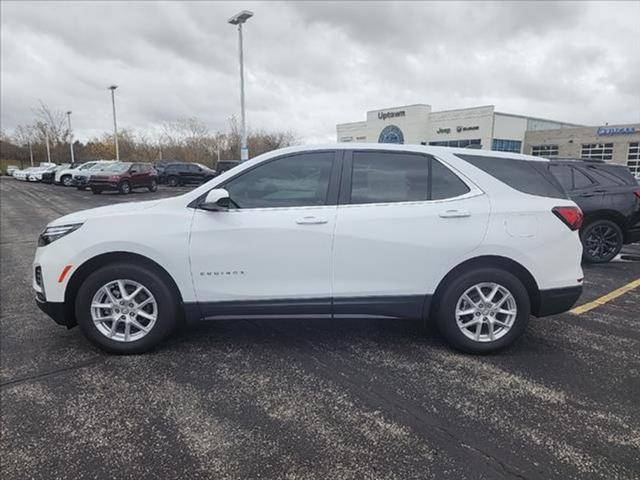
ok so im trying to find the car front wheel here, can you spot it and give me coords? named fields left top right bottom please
left=61, top=175, right=72, bottom=186
left=75, top=263, right=179, bottom=354
left=581, top=220, right=623, bottom=263
left=168, top=176, right=179, bottom=187
left=435, top=268, right=530, bottom=354
left=148, top=179, right=158, bottom=192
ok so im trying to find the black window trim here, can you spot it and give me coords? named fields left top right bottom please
left=339, top=149, right=472, bottom=206
left=191, top=149, right=343, bottom=210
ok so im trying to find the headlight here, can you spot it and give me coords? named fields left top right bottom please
left=38, top=223, right=83, bottom=246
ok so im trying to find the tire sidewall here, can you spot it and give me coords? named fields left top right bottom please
left=168, top=176, right=178, bottom=187
left=75, top=263, right=179, bottom=354
left=580, top=220, right=623, bottom=263
left=119, top=180, right=131, bottom=194
left=435, top=268, right=530, bottom=354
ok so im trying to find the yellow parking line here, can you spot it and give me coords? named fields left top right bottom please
left=571, top=278, right=640, bottom=315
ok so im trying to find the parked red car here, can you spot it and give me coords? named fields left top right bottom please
left=88, top=162, right=158, bottom=194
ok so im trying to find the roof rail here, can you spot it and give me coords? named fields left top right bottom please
left=548, top=157, right=606, bottom=163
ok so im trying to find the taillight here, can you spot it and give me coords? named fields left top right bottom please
left=634, top=190, right=640, bottom=200
left=552, top=206, right=583, bottom=231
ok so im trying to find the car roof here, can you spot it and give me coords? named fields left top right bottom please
left=262, top=143, right=548, bottom=162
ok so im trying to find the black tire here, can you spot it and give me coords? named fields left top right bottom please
left=435, top=268, right=530, bottom=354
left=118, top=180, right=131, bottom=194
left=168, top=176, right=179, bottom=187
left=61, top=175, right=72, bottom=187
left=75, top=262, right=179, bottom=354
left=91, top=187, right=102, bottom=195
left=148, top=179, right=158, bottom=192
left=580, top=220, right=623, bottom=264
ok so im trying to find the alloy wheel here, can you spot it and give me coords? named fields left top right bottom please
left=584, top=224, right=620, bottom=260
left=90, top=279, right=158, bottom=342
left=455, top=282, right=517, bottom=342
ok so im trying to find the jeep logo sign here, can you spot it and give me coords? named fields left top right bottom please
left=378, top=111, right=406, bottom=121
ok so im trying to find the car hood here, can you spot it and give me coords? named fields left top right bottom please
left=49, top=199, right=165, bottom=226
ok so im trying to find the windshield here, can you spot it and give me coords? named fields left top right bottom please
left=79, top=163, right=96, bottom=170
left=98, top=163, right=131, bottom=173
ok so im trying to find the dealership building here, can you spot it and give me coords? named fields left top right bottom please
left=337, top=104, right=640, bottom=174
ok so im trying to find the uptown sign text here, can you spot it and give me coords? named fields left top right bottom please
left=378, top=111, right=406, bottom=121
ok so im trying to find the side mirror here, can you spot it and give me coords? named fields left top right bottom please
left=201, top=188, right=231, bottom=211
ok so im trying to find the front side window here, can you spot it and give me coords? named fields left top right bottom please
left=224, top=152, right=334, bottom=208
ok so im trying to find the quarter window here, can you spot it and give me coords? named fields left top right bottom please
left=224, top=152, right=334, bottom=208
left=581, top=143, right=613, bottom=161
left=431, top=160, right=471, bottom=200
left=572, top=169, right=593, bottom=189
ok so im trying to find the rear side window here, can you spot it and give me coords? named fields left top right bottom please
left=573, top=168, right=594, bottom=189
left=348, top=152, right=469, bottom=204
left=457, top=154, right=566, bottom=199
left=351, top=152, right=428, bottom=204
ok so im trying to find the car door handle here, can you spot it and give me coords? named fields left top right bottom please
left=439, top=209, right=471, bottom=218
left=295, top=216, right=328, bottom=225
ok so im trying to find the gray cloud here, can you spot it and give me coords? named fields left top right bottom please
left=1, top=1, right=638, bottom=145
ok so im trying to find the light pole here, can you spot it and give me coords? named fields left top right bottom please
left=108, top=85, right=120, bottom=161
left=228, top=10, right=253, bottom=162
left=66, top=111, right=75, bottom=164
left=28, top=140, right=34, bottom=166
left=45, top=130, right=51, bottom=164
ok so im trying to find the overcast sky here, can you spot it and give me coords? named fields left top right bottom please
left=1, top=1, right=639, bottom=143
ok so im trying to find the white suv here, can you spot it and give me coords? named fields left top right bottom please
left=33, top=145, right=584, bottom=354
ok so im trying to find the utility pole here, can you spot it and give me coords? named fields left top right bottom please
left=66, top=111, right=75, bottom=164
left=108, top=85, right=120, bottom=161
left=28, top=140, right=34, bottom=166
left=45, top=130, right=51, bottom=164
left=228, top=10, right=253, bottom=162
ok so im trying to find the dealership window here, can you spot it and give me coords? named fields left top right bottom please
left=428, top=139, right=481, bottom=148
left=492, top=139, right=522, bottom=153
left=581, top=143, right=613, bottom=161
left=628, top=142, right=640, bottom=176
left=531, top=145, right=559, bottom=157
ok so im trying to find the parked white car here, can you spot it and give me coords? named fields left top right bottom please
left=55, top=161, right=107, bottom=186
left=33, top=144, right=584, bottom=354
left=27, top=165, right=59, bottom=182
left=13, top=167, right=36, bottom=181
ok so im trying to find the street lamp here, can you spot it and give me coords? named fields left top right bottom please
left=66, top=111, right=75, bottom=164
left=228, top=10, right=253, bottom=162
left=108, top=85, right=120, bottom=161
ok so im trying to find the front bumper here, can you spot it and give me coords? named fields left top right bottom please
left=534, top=285, right=583, bottom=317
left=625, top=226, right=640, bottom=244
left=35, top=297, right=70, bottom=327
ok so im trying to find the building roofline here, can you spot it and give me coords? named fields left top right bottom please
left=430, top=105, right=495, bottom=114
left=495, top=111, right=584, bottom=127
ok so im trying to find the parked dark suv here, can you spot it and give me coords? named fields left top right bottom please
left=88, top=162, right=158, bottom=195
left=215, top=160, right=240, bottom=174
left=161, top=162, right=216, bottom=187
left=548, top=159, right=640, bottom=263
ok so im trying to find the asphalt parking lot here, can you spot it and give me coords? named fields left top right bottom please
left=1, top=176, right=639, bottom=480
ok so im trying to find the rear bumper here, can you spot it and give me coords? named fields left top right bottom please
left=534, top=285, right=583, bottom=317
left=36, top=297, right=71, bottom=327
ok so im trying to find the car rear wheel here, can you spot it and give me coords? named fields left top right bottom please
left=581, top=220, right=623, bottom=263
left=148, top=179, right=158, bottom=192
left=435, top=268, right=530, bottom=354
left=168, top=176, right=179, bottom=187
left=61, top=175, right=72, bottom=186
left=75, top=263, right=179, bottom=354
left=118, top=180, right=131, bottom=194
